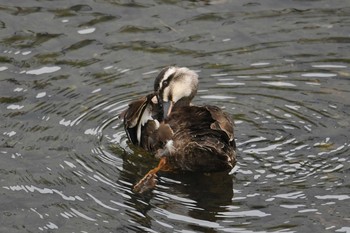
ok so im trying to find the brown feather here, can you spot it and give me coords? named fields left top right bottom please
left=156, top=105, right=236, bottom=172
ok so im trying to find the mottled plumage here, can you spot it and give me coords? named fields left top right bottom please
left=159, top=105, right=236, bottom=172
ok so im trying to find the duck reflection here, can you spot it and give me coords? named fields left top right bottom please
left=173, top=172, right=234, bottom=210
left=162, top=171, right=235, bottom=227
left=114, top=145, right=234, bottom=230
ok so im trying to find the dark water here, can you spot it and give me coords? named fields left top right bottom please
left=1, top=0, right=350, bottom=232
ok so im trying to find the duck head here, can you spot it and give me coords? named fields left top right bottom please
left=154, top=66, right=199, bottom=120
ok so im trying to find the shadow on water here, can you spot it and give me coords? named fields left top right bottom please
left=104, top=134, right=235, bottom=232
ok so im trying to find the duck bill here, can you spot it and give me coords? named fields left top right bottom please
left=162, top=101, right=173, bottom=120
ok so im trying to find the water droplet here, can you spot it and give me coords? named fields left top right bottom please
left=92, top=88, right=101, bottom=93
left=251, top=62, right=270, bottom=66
left=26, top=66, right=61, bottom=75
left=301, top=73, right=336, bottom=77
left=262, top=82, right=296, bottom=87
left=7, top=104, right=24, bottom=110
left=36, top=92, right=46, bottom=98
left=312, top=64, right=347, bottom=69
left=78, top=27, right=96, bottom=34
left=22, top=51, right=32, bottom=55
left=0, top=66, right=8, bottom=72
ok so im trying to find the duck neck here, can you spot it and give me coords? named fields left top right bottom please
left=173, top=97, right=192, bottom=111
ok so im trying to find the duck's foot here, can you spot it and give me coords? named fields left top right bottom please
left=133, top=173, right=158, bottom=194
left=133, top=157, right=170, bottom=194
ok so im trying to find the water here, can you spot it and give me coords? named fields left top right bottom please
left=1, top=0, right=350, bottom=232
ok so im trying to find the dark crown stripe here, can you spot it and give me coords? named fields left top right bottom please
left=154, top=67, right=170, bottom=91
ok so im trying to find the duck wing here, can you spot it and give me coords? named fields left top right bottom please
left=167, top=105, right=234, bottom=144
left=206, top=105, right=235, bottom=148
left=161, top=105, right=236, bottom=172
left=122, top=93, right=160, bottom=146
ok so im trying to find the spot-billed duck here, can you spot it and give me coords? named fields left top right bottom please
left=123, top=66, right=236, bottom=193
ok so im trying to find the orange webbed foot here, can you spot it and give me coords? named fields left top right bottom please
left=133, top=157, right=170, bottom=194
left=133, top=173, right=158, bottom=194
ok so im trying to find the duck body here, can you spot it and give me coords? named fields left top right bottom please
left=158, top=105, right=236, bottom=172
left=122, top=66, right=236, bottom=193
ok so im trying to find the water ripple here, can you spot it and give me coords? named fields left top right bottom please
left=1, top=1, right=350, bottom=232
left=3, top=185, right=84, bottom=201
left=217, top=210, right=271, bottom=218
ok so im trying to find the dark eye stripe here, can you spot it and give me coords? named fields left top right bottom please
left=154, top=67, right=170, bottom=91
left=158, top=73, right=175, bottom=100
left=158, top=73, right=175, bottom=92
left=163, top=73, right=175, bottom=88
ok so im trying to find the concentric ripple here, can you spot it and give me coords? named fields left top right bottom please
left=1, top=0, right=350, bottom=232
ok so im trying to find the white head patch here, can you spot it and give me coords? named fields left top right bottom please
left=158, top=66, right=199, bottom=103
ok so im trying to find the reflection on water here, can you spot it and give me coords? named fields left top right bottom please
left=1, top=0, right=350, bottom=232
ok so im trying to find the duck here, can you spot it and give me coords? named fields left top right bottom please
left=122, top=66, right=236, bottom=193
